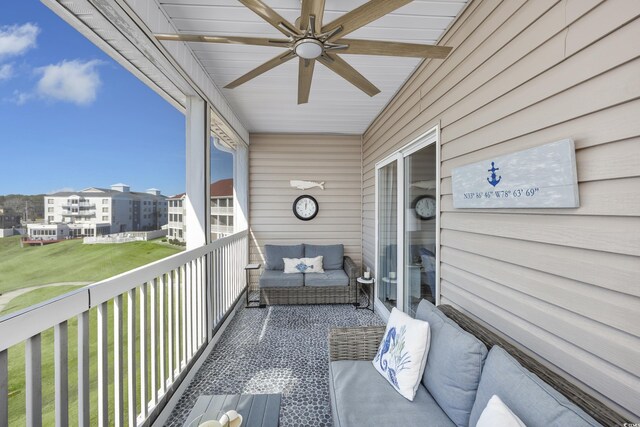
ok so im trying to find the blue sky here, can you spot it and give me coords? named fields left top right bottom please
left=0, top=1, right=232, bottom=197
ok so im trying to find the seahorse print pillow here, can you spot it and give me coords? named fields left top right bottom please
left=373, top=308, right=431, bottom=401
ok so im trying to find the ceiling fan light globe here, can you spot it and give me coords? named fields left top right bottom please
left=294, top=39, right=323, bottom=59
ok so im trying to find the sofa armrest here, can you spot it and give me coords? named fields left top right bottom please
left=343, top=256, right=359, bottom=280
left=329, top=326, right=386, bottom=361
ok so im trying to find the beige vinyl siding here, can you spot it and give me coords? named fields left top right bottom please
left=249, top=134, right=362, bottom=289
left=362, top=0, right=640, bottom=420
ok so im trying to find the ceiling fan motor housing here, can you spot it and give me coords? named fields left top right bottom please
left=294, top=38, right=324, bottom=59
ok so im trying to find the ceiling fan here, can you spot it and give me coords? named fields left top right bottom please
left=155, top=0, right=453, bottom=104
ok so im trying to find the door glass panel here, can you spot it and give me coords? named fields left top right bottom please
left=377, top=161, right=398, bottom=311
left=404, top=144, right=437, bottom=316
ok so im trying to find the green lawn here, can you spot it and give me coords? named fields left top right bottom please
left=0, top=236, right=185, bottom=425
left=0, top=236, right=182, bottom=294
left=4, top=285, right=179, bottom=426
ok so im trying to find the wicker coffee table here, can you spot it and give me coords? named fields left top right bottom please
left=183, top=394, right=281, bottom=427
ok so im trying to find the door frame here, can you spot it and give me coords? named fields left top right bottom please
left=374, top=124, right=441, bottom=318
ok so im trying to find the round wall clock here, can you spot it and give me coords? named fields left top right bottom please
left=413, top=195, right=436, bottom=220
left=293, top=195, right=319, bottom=221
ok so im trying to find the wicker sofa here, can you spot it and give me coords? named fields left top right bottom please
left=259, top=244, right=358, bottom=305
left=328, top=300, right=628, bottom=427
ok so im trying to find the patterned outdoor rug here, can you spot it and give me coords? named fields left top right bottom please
left=166, top=297, right=383, bottom=427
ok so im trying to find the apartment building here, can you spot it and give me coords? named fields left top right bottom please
left=167, top=178, right=234, bottom=243
left=210, top=178, right=234, bottom=240
left=167, top=193, right=185, bottom=243
left=31, top=183, right=168, bottom=240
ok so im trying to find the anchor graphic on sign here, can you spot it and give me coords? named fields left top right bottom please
left=487, top=162, right=502, bottom=187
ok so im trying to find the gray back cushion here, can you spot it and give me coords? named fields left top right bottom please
left=264, top=244, right=304, bottom=270
left=304, top=244, right=344, bottom=270
left=469, top=346, right=600, bottom=427
left=415, top=300, right=487, bottom=427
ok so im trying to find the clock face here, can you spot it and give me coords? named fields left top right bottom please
left=293, top=195, right=319, bottom=221
left=414, top=195, right=436, bottom=220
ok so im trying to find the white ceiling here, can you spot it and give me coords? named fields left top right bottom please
left=156, top=0, right=467, bottom=134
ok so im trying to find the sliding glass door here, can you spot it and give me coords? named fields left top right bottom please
left=403, top=143, right=437, bottom=316
left=376, top=129, right=438, bottom=315
left=376, top=160, right=399, bottom=312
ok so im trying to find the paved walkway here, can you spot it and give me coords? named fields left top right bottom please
left=0, top=282, right=89, bottom=313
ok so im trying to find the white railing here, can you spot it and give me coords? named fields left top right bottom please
left=0, top=230, right=248, bottom=427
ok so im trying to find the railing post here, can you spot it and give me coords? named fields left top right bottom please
left=26, top=334, right=42, bottom=427
left=97, top=302, right=109, bottom=427
left=127, top=289, right=137, bottom=427
left=140, top=282, right=148, bottom=419
left=78, top=311, right=90, bottom=427
left=114, top=295, right=124, bottom=427
left=0, top=350, right=8, bottom=427
left=54, top=321, right=69, bottom=427
left=206, top=252, right=213, bottom=342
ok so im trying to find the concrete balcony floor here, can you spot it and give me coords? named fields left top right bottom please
left=166, top=294, right=383, bottom=426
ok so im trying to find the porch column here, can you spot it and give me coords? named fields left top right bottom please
left=185, top=96, right=210, bottom=250
left=233, top=141, right=249, bottom=232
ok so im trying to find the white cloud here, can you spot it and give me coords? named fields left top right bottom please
left=12, top=90, right=33, bottom=105
left=0, top=63, right=12, bottom=80
left=35, top=59, right=103, bottom=106
left=0, top=23, right=39, bottom=59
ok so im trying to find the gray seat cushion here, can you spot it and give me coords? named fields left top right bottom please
left=304, top=244, right=344, bottom=270
left=304, top=269, right=349, bottom=287
left=329, top=360, right=455, bottom=427
left=264, top=244, right=304, bottom=270
left=469, top=346, right=600, bottom=427
left=416, top=300, right=488, bottom=427
left=258, top=270, right=303, bottom=288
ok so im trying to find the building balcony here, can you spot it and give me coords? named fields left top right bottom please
left=62, top=203, right=96, bottom=209
left=210, top=207, right=233, bottom=216
left=211, top=225, right=233, bottom=235
left=61, top=211, right=96, bottom=217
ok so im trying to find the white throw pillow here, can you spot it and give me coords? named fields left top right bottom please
left=373, top=308, right=430, bottom=401
left=283, top=256, right=324, bottom=274
left=476, top=395, right=526, bottom=427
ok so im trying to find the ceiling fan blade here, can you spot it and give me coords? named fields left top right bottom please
left=300, top=0, right=326, bottom=33
left=321, top=0, right=413, bottom=41
left=317, top=53, right=380, bottom=97
left=155, top=34, right=290, bottom=48
left=339, top=39, right=452, bottom=58
left=238, top=0, right=300, bottom=37
left=298, top=58, right=316, bottom=104
left=225, top=51, right=296, bottom=89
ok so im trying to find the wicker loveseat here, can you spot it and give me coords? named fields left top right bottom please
left=328, top=300, right=628, bottom=427
left=259, top=244, right=358, bottom=305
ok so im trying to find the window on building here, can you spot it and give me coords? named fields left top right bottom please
left=48, top=199, right=54, bottom=204
left=102, top=207, right=108, bottom=213
left=102, top=216, right=108, bottom=221
left=228, top=216, right=234, bottom=227
left=48, top=207, right=54, bottom=212
left=48, top=216, right=54, bottom=222
left=102, top=199, right=108, bottom=204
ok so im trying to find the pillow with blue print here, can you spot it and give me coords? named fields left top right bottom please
left=283, top=256, right=324, bottom=274
left=373, top=308, right=431, bottom=401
